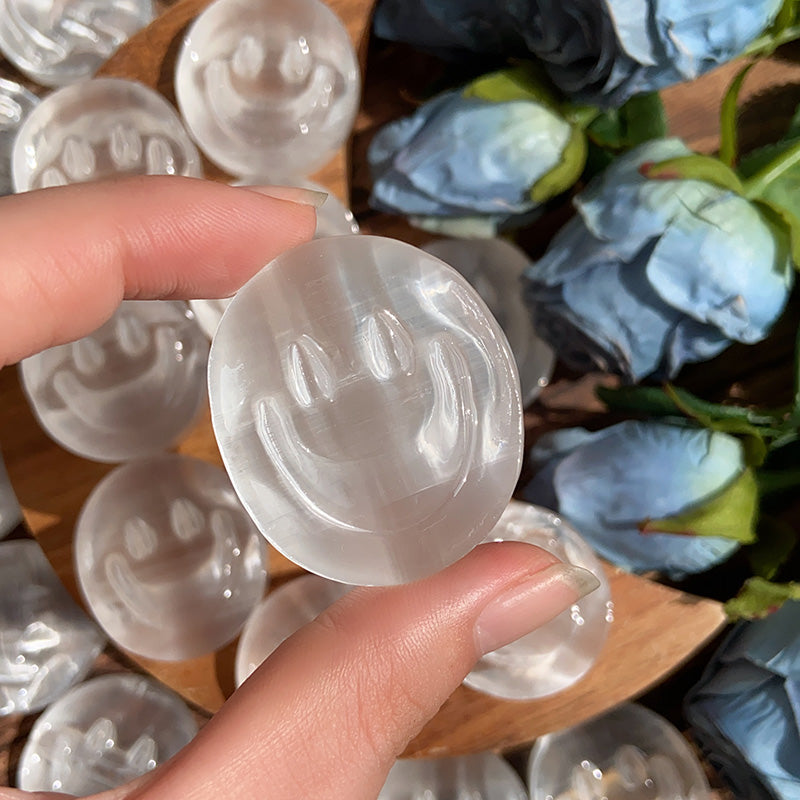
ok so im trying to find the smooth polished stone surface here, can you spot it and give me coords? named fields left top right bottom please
left=464, top=500, right=611, bottom=700
left=12, top=78, right=202, bottom=192
left=0, top=0, right=153, bottom=87
left=422, top=237, right=555, bottom=405
left=189, top=181, right=360, bottom=339
left=0, top=78, right=38, bottom=196
left=209, top=235, right=523, bottom=585
left=74, top=454, right=268, bottom=660
left=235, top=573, right=351, bottom=686
left=17, top=673, right=197, bottom=795
left=20, top=300, right=208, bottom=463
left=0, top=540, right=105, bottom=716
left=175, top=0, right=360, bottom=179
left=528, top=703, right=712, bottom=800
left=378, top=753, right=527, bottom=800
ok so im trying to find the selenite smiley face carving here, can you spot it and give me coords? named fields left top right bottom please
left=74, top=455, right=267, bottom=660
left=209, top=235, right=524, bottom=586
left=20, top=301, right=208, bottom=462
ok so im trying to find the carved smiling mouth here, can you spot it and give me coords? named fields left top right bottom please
left=203, top=35, right=341, bottom=145
left=255, top=323, right=480, bottom=533
left=104, top=499, right=261, bottom=627
left=48, top=320, right=195, bottom=433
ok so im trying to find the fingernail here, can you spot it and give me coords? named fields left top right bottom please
left=474, top=564, right=601, bottom=656
left=244, top=184, right=328, bottom=208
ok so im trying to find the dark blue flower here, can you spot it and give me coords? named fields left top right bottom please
left=372, top=0, right=782, bottom=107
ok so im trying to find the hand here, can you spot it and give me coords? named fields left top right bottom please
left=0, top=176, right=597, bottom=800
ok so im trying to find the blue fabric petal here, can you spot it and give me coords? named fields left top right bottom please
left=548, top=420, right=742, bottom=576
left=646, top=192, right=793, bottom=342
left=368, top=91, right=570, bottom=219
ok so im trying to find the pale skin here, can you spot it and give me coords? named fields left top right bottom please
left=0, top=176, right=592, bottom=800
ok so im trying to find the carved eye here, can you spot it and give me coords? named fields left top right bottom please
left=284, top=335, right=337, bottom=407
left=61, top=137, right=96, bottom=181
left=169, top=498, right=205, bottom=541
left=123, top=517, right=158, bottom=561
left=109, top=124, right=142, bottom=169
left=359, top=309, right=415, bottom=381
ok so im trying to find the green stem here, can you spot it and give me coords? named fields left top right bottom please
left=743, top=23, right=800, bottom=57
left=743, top=138, right=800, bottom=198
left=758, top=468, right=800, bottom=495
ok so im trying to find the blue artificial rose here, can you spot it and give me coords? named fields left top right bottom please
left=686, top=600, right=800, bottom=800
left=523, top=138, right=794, bottom=382
left=367, top=77, right=581, bottom=235
left=523, top=419, right=744, bottom=578
left=372, top=0, right=782, bottom=107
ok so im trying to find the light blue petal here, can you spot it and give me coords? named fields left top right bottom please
left=550, top=420, right=742, bottom=576
left=724, top=601, right=800, bottom=681
left=646, top=192, right=793, bottom=342
left=690, top=676, right=800, bottom=800
left=561, top=256, right=683, bottom=380
left=602, top=0, right=659, bottom=65
left=664, top=317, right=731, bottom=377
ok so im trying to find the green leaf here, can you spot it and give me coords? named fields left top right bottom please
left=719, top=62, right=756, bottom=167
left=639, top=468, right=759, bottom=543
left=725, top=576, right=800, bottom=620
left=664, top=385, right=769, bottom=465
left=529, top=125, right=587, bottom=202
left=642, top=155, right=745, bottom=194
left=587, top=92, right=667, bottom=151
left=744, top=0, right=800, bottom=56
left=745, top=517, right=798, bottom=579
left=464, top=64, right=558, bottom=107
left=595, top=384, right=685, bottom=417
left=752, top=198, right=800, bottom=269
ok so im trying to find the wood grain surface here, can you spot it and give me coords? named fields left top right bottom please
left=6, top=0, right=798, bottom=777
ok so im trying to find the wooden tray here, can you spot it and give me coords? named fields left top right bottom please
left=4, top=0, right=769, bottom=763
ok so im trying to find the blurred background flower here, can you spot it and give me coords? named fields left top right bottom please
left=372, top=0, right=783, bottom=107
left=523, top=419, right=753, bottom=578
left=367, top=68, right=586, bottom=235
left=523, top=138, right=794, bottom=382
left=686, top=599, right=800, bottom=800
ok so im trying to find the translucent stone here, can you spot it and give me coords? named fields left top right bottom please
left=189, top=180, right=359, bottom=339
left=0, top=0, right=153, bottom=87
left=464, top=501, right=611, bottom=700
left=209, top=235, right=523, bottom=585
left=0, top=540, right=105, bottom=716
left=422, top=237, right=555, bottom=405
left=0, top=78, right=39, bottom=196
left=12, top=78, right=202, bottom=192
left=0, top=451, right=21, bottom=539
left=378, top=753, right=528, bottom=800
left=174, top=0, right=360, bottom=180
left=74, top=454, right=268, bottom=660
left=235, top=573, right=351, bottom=686
left=17, top=673, right=197, bottom=794
left=19, top=300, right=208, bottom=463
left=528, top=703, right=712, bottom=800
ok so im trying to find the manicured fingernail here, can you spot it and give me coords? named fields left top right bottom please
left=474, top=564, right=601, bottom=656
left=244, top=185, right=328, bottom=208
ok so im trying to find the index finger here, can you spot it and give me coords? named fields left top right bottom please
left=0, top=176, right=317, bottom=366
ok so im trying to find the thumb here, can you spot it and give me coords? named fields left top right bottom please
left=134, top=541, right=599, bottom=800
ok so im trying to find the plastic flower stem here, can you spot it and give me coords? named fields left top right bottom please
left=719, top=62, right=756, bottom=167
left=743, top=23, right=800, bottom=56
left=743, top=137, right=800, bottom=198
